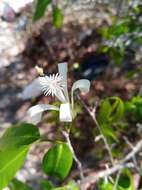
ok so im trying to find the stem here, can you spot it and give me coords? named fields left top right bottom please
left=93, top=115, right=114, bottom=166
left=80, top=139, right=142, bottom=187
left=113, top=169, right=122, bottom=190
left=77, top=95, right=114, bottom=166
left=80, top=162, right=134, bottom=189
left=40, top=136, right=60, bottom=144
left=62, top=130, right=85, bottom=181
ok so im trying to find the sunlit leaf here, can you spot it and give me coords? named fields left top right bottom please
left=42, top=143, right=73, bottom=180
left=0, top=123, right=40, bottom=150
left=9, top=178, right=33, bottom=190
left=0, top=123, right=40, bottom=190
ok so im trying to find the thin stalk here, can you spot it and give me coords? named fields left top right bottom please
left=62, top=130, right=85, bottom=181
left=77, top=94, right=114, bottom=166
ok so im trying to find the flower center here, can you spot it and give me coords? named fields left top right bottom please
left=39, top=73, right=65, bottom=96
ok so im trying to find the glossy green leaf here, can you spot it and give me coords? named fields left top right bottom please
left=9, top=178, right=33, bottom=190
left=33, top=0, right=52, bottom=21
left=0, top=123, right=40, bottom=190
left=52, top=6, right=63, bottom=28
left=42, top=143, right=73, bottom=180
left=0, top=147, right=28, bottom=190
left=0, top=123, right=40, bottom=150
left=117, top=169, right=134, bottom=190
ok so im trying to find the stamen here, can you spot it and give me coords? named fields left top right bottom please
left=39, top=73, right=65, bottom=97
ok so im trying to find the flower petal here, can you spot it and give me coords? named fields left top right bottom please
left=21, top=78, right=42, bottom=100
left=27, top=104, right=59, bottom=124
left=55, top=89, right=67, bottom=103
left=59, top=103, right=72, bottom=122
left=71, top=79, right=90, bottom=108
left=58, top=62, right=69, bottom=102
left=58, top=62, right=68, bottom=81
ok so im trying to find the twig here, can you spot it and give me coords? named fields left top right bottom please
left=80, top=162, right=134, bottom=189
left=77, top=95, right=114, bottom=165
left=62, top=131, right=85, bottom=181
left=113, top=169, right=122, bottom=190
left=121, top=139, right=142, bottom=163
left=123, top=136, right=141, bottom=172
left=80, top=139, right=142, bottom=188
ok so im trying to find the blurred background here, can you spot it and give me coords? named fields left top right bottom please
left=0, top=0, right=142, bottom=189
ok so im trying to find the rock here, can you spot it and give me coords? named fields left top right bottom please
left=0, top=58, right=10, bottom=68
left=1, top=0, right=34, bottom=14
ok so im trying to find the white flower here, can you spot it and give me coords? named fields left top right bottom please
left=23, top=62, right=90, bottom=124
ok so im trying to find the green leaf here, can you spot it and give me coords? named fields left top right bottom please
left=51, top=187, right=66, bottom=190
left=125, top=96, right=142, bottom=121
left=51, top=181, right=79, bottom=190
left=52, top=6, right=63, bottom=28
left=97, top=97, right=124, bottom=142
left=97, top=100, right=112, bottom=125
left=98, top=97, right=124, bottom=124
left=100, top=123, right=118, bottom=142
left=33, top=0, right=52, bottom=21
left=9, top=178, right=33, bottom=190
left=40, top=180, right=54, bottom=190
left=108, top=97, right=124, bottom=123
left=0, top=123, right=40, bottom=189
left=0, top=123, right=40, bottom=150
left=117, top=169, right=134, bottom=190
left=42, top=143, right=73, bottom=180
left=0, top=147, right=28, bottom=190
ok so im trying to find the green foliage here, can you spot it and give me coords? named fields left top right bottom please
left=99, top=3, right=142, bottom=64
left=0, top=123, right=40, bottom=190
left=125, top=96, right=142, bottom=122
left=97, top=97, right=124, bottom=142
left=9, top=179, right=33, bottom=190
left=66, top=181, right=79, bottom=190
left=42, top=143, right=73, bottom=180
left=33, top=0, right=63, bottom=28
left=33, top=0, right=52, bottom=21
left=52, top=6, right=63, bottom=28
left=98, top=179, right=113, bottom=190
left=0, top=123, right=40, bottom=149
left=40, top=179, right=54, bottom=190
left=98, top=169, right=134, bottom=190
left=117, top=169, right=134, bottom=190
left=51, top=181, right=79, bottom=190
